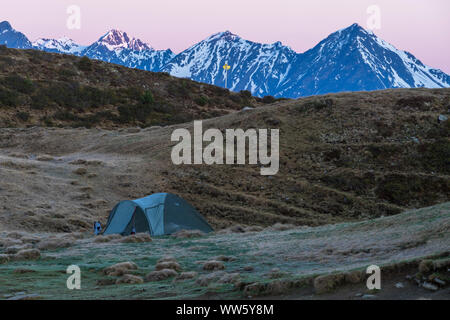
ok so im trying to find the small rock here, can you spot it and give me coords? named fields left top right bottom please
left=243, top=266, right=254, bottom=272
left=433, top=278, right=446, bottom=286
left=395, top=282, right=404, bottom=289
left=422, top=282, right=438, bottom=291
left=438, top=114, right=448, bottom=123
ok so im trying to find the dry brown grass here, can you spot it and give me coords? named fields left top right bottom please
left=0, top=88, right=448, bottom=232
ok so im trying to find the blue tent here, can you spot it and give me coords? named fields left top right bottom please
left=103, top=193, right=213, bottom=236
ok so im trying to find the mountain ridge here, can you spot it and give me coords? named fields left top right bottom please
left=1, top=21, right=449, bottom=97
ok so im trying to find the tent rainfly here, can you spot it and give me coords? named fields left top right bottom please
left=103, top=193, right=213, bottom=236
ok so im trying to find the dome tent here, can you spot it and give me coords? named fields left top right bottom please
left=103, top=193, right=213, bottom=236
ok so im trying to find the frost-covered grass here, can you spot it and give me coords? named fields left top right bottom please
left=0, top=202, right=448, bottom=300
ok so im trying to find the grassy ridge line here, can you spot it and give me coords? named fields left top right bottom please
left=0, top=46, right=286, bottom=128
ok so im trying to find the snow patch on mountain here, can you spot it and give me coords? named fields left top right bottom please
left=33, top=37, right=86, bottom=54
left=1, top=20, right=449, bottom=98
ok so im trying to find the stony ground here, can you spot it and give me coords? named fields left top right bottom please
left=0, top=203, right=448, bottom=300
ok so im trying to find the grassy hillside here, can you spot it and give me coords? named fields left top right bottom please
left=167, top=88, right=450, bottom=228
left=0, top=88, right=448, bottom=232
left=0, top=46, right=271, bottom=128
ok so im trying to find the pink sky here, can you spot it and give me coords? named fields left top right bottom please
left=2, top=0, right=450, bottom=73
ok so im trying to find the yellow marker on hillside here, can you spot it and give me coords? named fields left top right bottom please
left=223, top=62, right=231, bottom=88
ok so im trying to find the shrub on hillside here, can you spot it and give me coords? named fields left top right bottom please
left=141, top=90, right=155, bottom=105
left=15, top=111, right=30, bottom=122
left=58, top=68, right=78, bottom=80
left=168, top=82, right=190, bottom=99
left=30, top=92, right=51, bottom=110
left=0, top=87, right=20, bottom=107
left=194, top=95, right=208, bottom=106
left=418, top=139, right=450, bottom=174
left=229, top=94, right=242, bottom=104
left=262, top=95, right=276, bottom=104
left=77, top=56, right=93, bottom=72
left=240, top=90, right=252, bottom=98
left=0, top=75, right=35, bottom=94
left=303, top=98, right=334, bottom=110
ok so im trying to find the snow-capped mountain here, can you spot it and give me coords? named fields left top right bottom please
left=81, top=30, right=174, bottom=71
left=161, top=31, right=298, bottom=96
left=0, top=21, right=32, bottom=49
left=1, top=20, right=449, bottom=98
left=33, top=37, right=86, bottom=54
left=276, top=23, right=450, bottom=97
left=164, top=24, right=450, bottom=97
left=0, top=22, right=174, bottom=72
